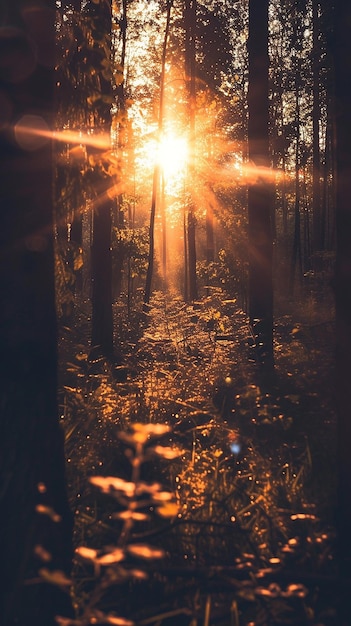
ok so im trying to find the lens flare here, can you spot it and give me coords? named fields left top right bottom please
left=157, top=133, right=188, bottom=178
left=13, top=118, right=111, bottom=151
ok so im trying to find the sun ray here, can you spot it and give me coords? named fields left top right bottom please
left=14, top=115, right=111, bottom=151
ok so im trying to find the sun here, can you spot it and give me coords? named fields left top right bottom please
left=135, top=129, right=189, bottom=193
left=157, top=133, right=188, bottom=179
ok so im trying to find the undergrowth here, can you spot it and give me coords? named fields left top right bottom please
left=54, top=291, right=337, bottom=625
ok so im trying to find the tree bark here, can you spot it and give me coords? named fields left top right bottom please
left=206, top=205, right=215, bottom=263
left=247, top=0, right=274, bottom=368
left=86, top=0, right=114, bottom=359
left=312, top=0, right=322, bottom=254
left=113, top=0, right=128, bottom=300
left=144, top=0, right=172, bottom=304
left=91, top=178, right=114, bottom=359
left=0, top=3, right=73, bottom=624
left=185, top=0, right=198, bottom=302
left=332, top=0, right=351, bottom=615
left=290, top=81, right=303, bottom=288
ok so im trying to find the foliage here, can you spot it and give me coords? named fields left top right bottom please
left=56, top=422, right=182, bottom=626
left=196, top=247, right=247, bottom=305
left=57, top=288, right=337, bottom=624
left=51, top=0, right=338, bottom=623
left=112, top=226, right=150, bottom=285
left=55, top=239, right=82, bottom=319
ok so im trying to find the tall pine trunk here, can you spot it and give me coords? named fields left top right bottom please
left=247, top=0, right=273, bottom=368
left=113, top=0, right=128, bottom=300
left=87, top=0, right=114, bottom=359
left=0, top=4, right=73, bottom=623
left=144, top=1, right=172, bottom=304
left=184, top=0, right=198, bottom=302
left=332, top=0, right=351, bottom=611
left=312, top=0, right=322, bottom=255
left=291, top=82, right=302, bottom=288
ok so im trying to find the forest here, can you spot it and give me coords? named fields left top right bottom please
left=0, top=0, right=351, bottom=625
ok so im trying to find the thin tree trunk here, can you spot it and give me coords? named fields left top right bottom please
left=291, top=88, right=302, bottom=288
left=161, top=172, right=167, bottom=288
left=302, top=167, right=311, bottom=271
left=91, top=188, right=114, bottom=358
left=144, top=0, right=172, bottom=305
left=88, top=0, right=114, bottom=359
left=144, top=164, right=159, bottom=305
left=113, top=0, right=128, bottom=300
left=282, top=154, right=288, bottom=238
left=206, top=205, right=215, bottom=263
left=188, top=206, right=197, bottom=300
left=185, top=0, right=198, bottom=302
left=312, top=0, right=322, bottom=253
left=183, top=204, right=189, bottom=301
left=247, top=0, right=273, bottom=368
left=70, top=177, right=83, bottom=292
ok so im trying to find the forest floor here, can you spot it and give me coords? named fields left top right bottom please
left=58, top=281, right=338, bottom=626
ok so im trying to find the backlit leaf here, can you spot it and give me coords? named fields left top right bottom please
left=131, top=423, right=171, bottom=438
left=151, top=445, right=184, bottom=459
left=157, top=502, right=179, bottom=518
left=113, top=511, right=149, bottom=521
left=129, top=568, right=148, bottom=580
left=103, top=616, right=134, bottom=625
left=34, top=544, right=52, bottom=562
left=89, top=476, right=135, bottom=496
left=35, top=505, right=61, bottom=523
left=152, top=491, right=174, bottom=502
left=136, top=481, right=163, bottom=495
left=39, top=568, right=71, bottom=587
left=127, top=544, right=165, bottom=560
left=96, top=549, right=124, bottom=565
left=55, top=617, right=79, bottom=626
left=75, top=546, right=98, bottom=561
left=285, top=583, right=308, bottom=597
left=291, top=513, right=317, bottom=521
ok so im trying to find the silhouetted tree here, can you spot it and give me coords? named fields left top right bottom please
left=332, top=0, right=351, bottom=615
left=247, top=0, right=274, bottom=367
left=85, top=0, right=115, bottom=359
left=312, top=0, right=322, bottom=253
left=184, top=0, right=198, bottom=302
left=144, top=0, right=173, bottom=305
left=0, top=2, right=73, bottom=624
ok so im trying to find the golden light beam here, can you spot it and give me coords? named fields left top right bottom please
left=13, top=116, right=288, bottom=189
left=14, top=114, right=111, bottom=151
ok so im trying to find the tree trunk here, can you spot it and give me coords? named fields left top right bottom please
left=183, top=206, right=189, bottom=301
left=247, top=0, right=273, bottom=368
left=144, top=164, right=159, bottom=305
left=113, top=0, right=128, bottom=300
left=332, top=0, right=351, bottom=613
left=206, top=205, right=215, bottom=263
left=312, top=0, right=322, bottom=254
left=185, top=0, right=198, bottom=302
left=70, top=175, right=83, bottom=293
left=187, top=207, right=198, bottom=300
left=144, top=0, right=172, bottom=304
left=290, top=85, right=302, bottom=288
left=87, top=0, right=114, bottom=359
left=91, top=183, right=114, bottom=359
left=0, top=4, right=73, bottom=624
left=161, top=173, right=168, bottom=288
